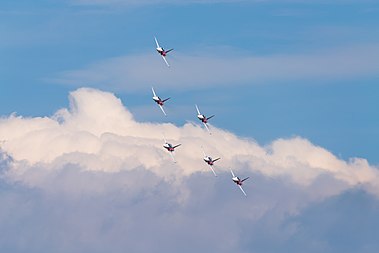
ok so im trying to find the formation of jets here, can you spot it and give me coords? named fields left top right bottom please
left=152, top=87, right=170, bottom=116
left=195, top=104, right=214, bottom=134
left=155, top=37, right=173, bottom=67
left=201, top=147, right=220, bottom=177
left=163, top=135, right=181, bottom=163
left=153, top=37, right=250, bottom=197
left=231, top=170, right=249, bottom=196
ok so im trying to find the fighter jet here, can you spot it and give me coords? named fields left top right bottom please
left=201, top=147, right=220, bottom=177
left=155, top=37, right=173, bottom=67
left=195, top=104, right=214, bottom=134
left=152, top=87, right=170, bottom=116
left=231, top=169, right=249, bottom=196
left=163, top=136, right=181, bottom=163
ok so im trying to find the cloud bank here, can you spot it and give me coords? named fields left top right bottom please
left=51, top=44, right=379, bottom=92
left=0, top=88, right=378, bottom=252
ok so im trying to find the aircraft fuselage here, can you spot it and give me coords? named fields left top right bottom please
left=153, top=96, right=164, bottom=106
left=156, top=48, right=167, bottom=56
left=163, top=143, right=174, bottom=152
left=232, top=177, right=243, bottom=186
left=197, top=114, right=207, bottom=123
left=204, top=157, right=214, bottom=165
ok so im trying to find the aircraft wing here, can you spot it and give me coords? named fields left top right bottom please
left=208, top=165, right=217, bottom=177
left=230, top=169, right=235, bottom=177
left=152, top=87, right=157, bottom=97
left=195, top=104, right=201, bottom=115
left=207, top=115, right=215, bottom=120
left=162, top=55, right=170, bottom=67
left=154, top=37, right=160, bottom=48
left=201, top=146, right=206, bottom=157
left=169, top=151, right=176, bottom=163
left=203, top=122, right=211, bottom=134
left=241, top=177, right=250, bottom=183
left=213, top=158, right=221, bottom=163
left=158, top=105, right=167, bottom=116
left=238, top=185, right=247, bottom=196
left=173, top=144, right=181, bottom=149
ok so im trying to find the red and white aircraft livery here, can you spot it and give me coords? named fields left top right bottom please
left=155, top=37, right=173, bottom=67
left=195, top=104, right=215, bottom=134
left=152, top=87, right=170, bottom=116
left=202, top=147, right=220, bottom=177
left=231, top=169, right=249, bottom=196
left=163, top=136, right=181, bottom=163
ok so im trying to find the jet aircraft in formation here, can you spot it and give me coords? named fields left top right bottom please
left=231, top=170, right=249, bottom=196
left=152, top=87, right=170, bottom=116
left=201, top=147, right=220, bottom=177
left=154, top=37, right=249, bottom=196
left=163, top=136, right=181, bottom=163
left=155, top=37, right=173, bottom=67
left=195, top=104, right=214, bottom=134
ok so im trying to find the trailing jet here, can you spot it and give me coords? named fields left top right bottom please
left=152, top=87, right=170, bottom=116
left=155, top=37, right=173, bottom=67
left=231, top=169, right=249, bottom=196
left=201, top=147, right=220, bottom=177
left=163, top=136, right=181, bottom=163
left=195, top=104, right=214, bottom=134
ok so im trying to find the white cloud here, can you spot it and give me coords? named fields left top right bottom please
left=0, top=87, right=378, bottom=195
left=0, top=88, right=378, bottom=252
left=51, top=44, right=379, bottom=92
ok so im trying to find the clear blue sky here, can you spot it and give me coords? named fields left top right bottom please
left=1, top=0, right=378, bottom=163
left=1, top=1, right=379, bottom=252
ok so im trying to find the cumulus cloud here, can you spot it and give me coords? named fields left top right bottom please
left=50, top=44, right=379, bottom=92
left=0, top=88, right=378, bottom=252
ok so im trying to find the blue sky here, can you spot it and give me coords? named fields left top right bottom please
left=1, top=1, right=379, bottom=252
left=1, top=0, right=378, bottom=163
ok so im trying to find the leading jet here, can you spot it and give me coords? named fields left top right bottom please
left=231, top=169, right=249, bottom=196
left=155, top=37, right=173, bottom=67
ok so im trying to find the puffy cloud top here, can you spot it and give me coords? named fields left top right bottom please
left=0, top=88, right=377, bottom=197
left=0, top=88, right=378, bottom=253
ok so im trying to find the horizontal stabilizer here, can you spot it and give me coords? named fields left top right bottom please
left=173, top=144, right=181, bottom=149
left=207, top=115, right=215, bottom=120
